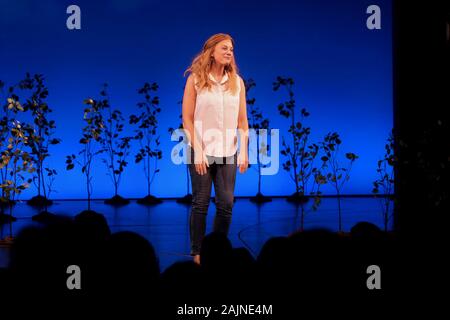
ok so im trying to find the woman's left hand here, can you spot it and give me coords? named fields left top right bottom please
left=237, top=151, right=249, bottom=173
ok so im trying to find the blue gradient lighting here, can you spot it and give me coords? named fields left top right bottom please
left=0, top=0, right=392, bottom=199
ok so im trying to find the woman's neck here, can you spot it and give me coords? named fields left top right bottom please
left=210, top=63, right=225, bottom=81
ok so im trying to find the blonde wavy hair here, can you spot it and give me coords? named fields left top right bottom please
left=184, top=33, right=240, bottom=95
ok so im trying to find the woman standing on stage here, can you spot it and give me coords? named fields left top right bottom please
left=182, top=33, right=249, bottom=265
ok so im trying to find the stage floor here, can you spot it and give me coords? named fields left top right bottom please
left=0, top=197, right=393, bottom=271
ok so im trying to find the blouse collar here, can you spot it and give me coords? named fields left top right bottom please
left=208, top=72, right=229, bottom=85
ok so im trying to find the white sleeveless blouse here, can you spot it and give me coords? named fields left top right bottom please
left=193, top=72, right=241, bottom=157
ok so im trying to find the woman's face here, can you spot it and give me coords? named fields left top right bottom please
left=211, top=39, right=233, bottom=66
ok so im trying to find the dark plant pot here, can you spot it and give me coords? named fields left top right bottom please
left=27, top=195, right=53, bottom=207
left=137, top=195, right=163, bottom=205
left=31, top=210, right=57, bottom=223
left=0, top=213, right=17, bottom=225
left=249, top=192, right=272, bottom=203
left=104, top=194, right=130, bottom=206
left=286, top=192, right=309, bottom=204
left=176, top=194, right=192, bottom=204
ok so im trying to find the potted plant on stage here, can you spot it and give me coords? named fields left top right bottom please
left=372, top=130, right=395, bottom=232
left=16, top=74, right=62, bottom=221
left=0, top=80, right=16, bottom=221
left=0, top=121, right=35, bottom=240
left=297, top=157, right=328, bottom=232
left=129, top=82, right=163, bottom=205
left=65, top=95, right=106, bottom=215
left=273, top=76, right=325, bottom=204
left=0, top=85, right=36, bottom=240
left=245, top=78, right=272, bottom=203
left=0, top=79, right=13, bottom=218
left=35, top=167, right=58, bottom=219
left=320, top=132, right=358, bottom=233
left=98, top=84, right=132, bottom=205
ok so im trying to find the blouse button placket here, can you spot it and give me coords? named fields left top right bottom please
left=217, top=83, right=224, bottom=129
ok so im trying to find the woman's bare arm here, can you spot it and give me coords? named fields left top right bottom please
left=182, top=75, right=198, bottom=150
left=182, top=75, right=207, bottom=170
left=238, top=77, right=249, bottom=153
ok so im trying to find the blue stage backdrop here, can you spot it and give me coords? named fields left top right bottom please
left=0, top=0, right=392, bottom=199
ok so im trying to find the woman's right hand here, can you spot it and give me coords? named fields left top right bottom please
left=194, top=151, right=209, bottom=175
